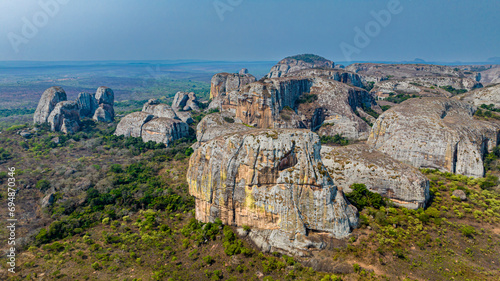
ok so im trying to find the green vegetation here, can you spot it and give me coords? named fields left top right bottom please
left=440, top=85, right=468, bottom=95
left=286, top=54, right=329, bottom=64
left=364, top=81, right=375, bottom=92
left=0, top=107, right=35, bottom=118
left=345, top=183, right=386, bottom=211
left=320, top=134, right=349, bottom=146
left=385, top=93, right=418, bottom=104
left=380, top=105, right=392, bottom=111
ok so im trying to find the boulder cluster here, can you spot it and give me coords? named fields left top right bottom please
left=186, top=54, right=500, bottom=256
left=114, top=91, right=202, bottom=145
left=33, top=86, right=115, bottom=133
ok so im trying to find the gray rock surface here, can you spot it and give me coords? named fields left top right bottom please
left=367, top=97, right=500, bottom=177
left=267, top=54, right=335, bottom=78
left=76, top=92, right=98, bottom=118
left=284, top=68, right=363, bottom=88
left=321, top=144, right=430, bottom=209
left=141, top=117, right=189, bottom=145
left=452, top=189, right=467, bottom=201
left=210, top=72, right=256, bottom=99
left=93, top=87, right=114, bottom=122
left=114, top=112, right=155, bottom=138
left=196, top=112, right=254, bottom=142
left=47, top=101, right=81, bottom=134
left=172, top=92, right=200, bottom=111
left=142, top=99, right=179, bottom=119
left=239, top=68, right=249, bottom=75
left=456, top=84, right=500, bottom=108
left=187, top=129, right=358, bottom=256
left=34, top=87, right=67, bottom=124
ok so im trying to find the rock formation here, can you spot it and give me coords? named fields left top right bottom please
left=34, top=86, right=115, bottom=133
left=284, top=68, right=363, bottom=88
left=196, top=112, right=254, bottom=143
left=267, top=54, right=335, bottom=78
left=92, top=87, right=115, bottom=122
left=345, top=63, right=466, bottom=82
left=141, top=117, right=189, bottom=145
left=321, top=144, right=429, bottom=209
left=172, top=91, right=200, bottom=111
left=456, top=84, right=500, bottom=108
left=115, top=112, right=154, bottom=138
left=115, top=100, right=190, bottom=146
left=373, top=77, right=482, bottom=96
left=34, top=86, right=67, bottom=124
left=210, top=72, right=256, bottom=100
left=367, top=97, right=500, bottom=177
left=212, top=77, right=379, bottom=140
left=187, top=129, right=358, bottom=256
left=47, top=101, right=81, bottom=134
left=142, top=99, right=179, bottom=119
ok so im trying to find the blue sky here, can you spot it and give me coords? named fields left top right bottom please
left=0, top=0, right=498, bottom=62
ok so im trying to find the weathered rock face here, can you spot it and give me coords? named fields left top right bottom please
left=142, top=99, right=179, bottom=119
left=196, top=112, right=254, bottom=143
left=373, top=77, right=482, bottom=96
left=114, top=112, right=155, bottom=138
left=321, top=144, right=430, bottom=209
left=76, top=92, right=98, bottom=118
left=284, top=68, right=363, bottom=88
left=141, top=117, right=189, bottom=145
left=34, top=87, right=67, bottom=124
left=367, top=98, right=500, bottom=177
left=239, top=68, right=249, bottom=75
left=187, top=129, right=358, bottom=255
left=456, top=84, right=500, bottom=108
left=267, top=54, right=335, bottom=78
left=93, top=87, right=114, bottom=122
left=47, top=101, right=81, bottom=134
left=172, top=92, right=200, bottom=111
left=215, top=77, right=378, bottom=140
left=345, top=63, right=465, bottom=82
left=210, top=72, right=257, bottom=99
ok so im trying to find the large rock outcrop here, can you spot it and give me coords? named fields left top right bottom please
left=267, top=54, right=335, bottom=78
left=34, top=87, right=67, bottom=124
left=93, top=87, right=115, bottom=122
left=172, top=91, right=200, bottom=111
left=141, top=118, right=189, bottom=145
left=284, top=68, right=363, bottom=88
left=367, top=97, right=500, bottom=177
left=196, top=112, right=254, bottom=143
left=115, top=100, right=190, bottom=146
left=47, top=101, right=81, bottom=134
left=76, top=92, right=98, bottom=118
left=114, top=112, right=154, bottom=138
left=321, top=144, right=430, bottom=209
left=210, top=72, right=256, bottom=99
left=187, top=129, right=358, bottom=256
left=456, top=84, right=500, bottom=108
left=213, top=77, right=379, bottom=140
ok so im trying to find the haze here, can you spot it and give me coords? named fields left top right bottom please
left=0, top=0, right=498, bottom=62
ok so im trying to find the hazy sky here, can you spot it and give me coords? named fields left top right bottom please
left=0, top=0, right=498, bottom=62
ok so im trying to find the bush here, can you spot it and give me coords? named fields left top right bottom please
left=461, top=225, right=476, bottom=238
left=36, top=179, right=51, bottom=192
left=297, top=93, right=318, bottom=104
left=320, top=134, right=349, bottom=146
left=345, top=183, right=385, bottom=211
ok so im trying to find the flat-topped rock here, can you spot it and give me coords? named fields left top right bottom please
left=456, top=84, right=500, bottom=108
left=142, top=99, right=179, bottom=119
left=141, top=117, right=189, bottom=145
left=321, top=144, right=430, bottom=209
left=267, top=54, right=335, bottom=78
left=114, top=112, right=155, bottom=138
left=210, top=72, right=256, bottom=99
left=196, top=112, right=254, bottom=143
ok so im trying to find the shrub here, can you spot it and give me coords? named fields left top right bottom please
left=461, top=225, right=476, bottom=238
left=320, top=134, right=349, bottom=146
left=35, top=179, right=51, bottom=192
left=91, top=262, right=101, bottom=270
left=345, top=183, right=385, bottom=211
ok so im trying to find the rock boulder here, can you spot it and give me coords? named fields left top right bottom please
left=34, top=86, right=67, bottom=124
left=47, top=101, right=81, bottom=134
left=210, top=72, right=256, bottom=99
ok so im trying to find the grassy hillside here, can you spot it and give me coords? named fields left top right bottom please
left=0, top=115, right=498, bottom=280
